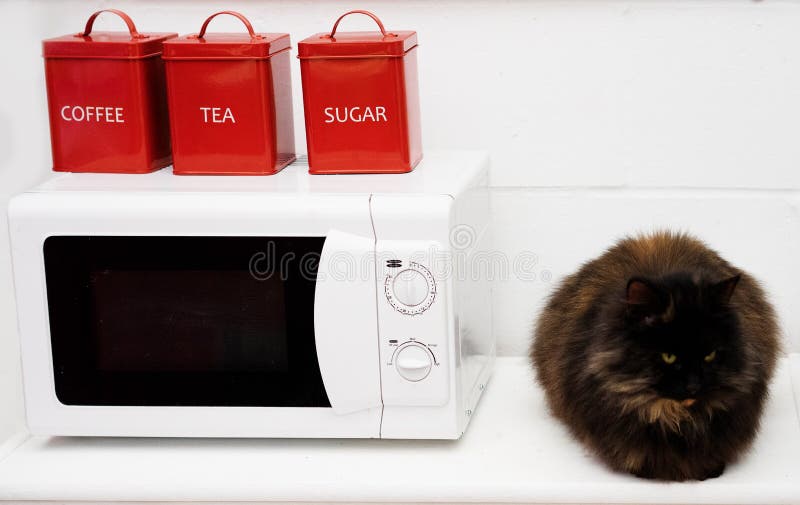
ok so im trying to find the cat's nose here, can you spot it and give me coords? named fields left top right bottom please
left=686, top=379, right=701, bottom=395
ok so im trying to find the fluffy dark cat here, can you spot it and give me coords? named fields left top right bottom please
left=531, top=231, right=780, bottom=481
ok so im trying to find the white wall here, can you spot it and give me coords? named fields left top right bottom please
left=1, top=0, right=800, bottom=442
left=0, top=4, right=56, bottom=444
left=493, top=189, right=800, bottom=355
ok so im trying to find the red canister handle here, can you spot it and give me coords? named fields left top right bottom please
left=78, top=9, right=148, bottom=39
left=195, top=11, right=264, bottom=40
left=326, top=10, right=398, bottom=39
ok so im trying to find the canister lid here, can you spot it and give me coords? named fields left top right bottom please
left=162, top=33, right=290, bottom=60
left=43, top=10, right=176, bottom=59
left=298, top=11, right=417, bottom=59
left=298, top=31, right=417, bottom=59
left=162, top=11, right=290, bottom=60
left=44, top=33, right=177, bottom=59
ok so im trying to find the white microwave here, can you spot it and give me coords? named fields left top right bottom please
left=8, top=151, right=494, bottom=439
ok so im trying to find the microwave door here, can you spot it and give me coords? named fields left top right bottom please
left=43, top=236, right=331, bottom=408
left=314, top=229, right=382, bottom=415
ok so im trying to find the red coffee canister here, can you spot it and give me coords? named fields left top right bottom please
left=298, top=11, right=422, bottom=174
left=162, top=11, right=295, bottom=175
left=43, top=10, right=177, bottom=173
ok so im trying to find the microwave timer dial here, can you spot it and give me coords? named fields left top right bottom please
left=384, top=262, right=436, bottom=315
left=392, top=342, right=435, bottom=382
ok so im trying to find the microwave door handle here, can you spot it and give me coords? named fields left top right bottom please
left=314, top=229, right=382, bottom=415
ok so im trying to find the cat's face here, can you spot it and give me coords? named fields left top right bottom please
left=622, top=272, right=743, bottom=405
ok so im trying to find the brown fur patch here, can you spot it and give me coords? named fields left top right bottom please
left=586, top=350, right=622, bottom=376
left=622, top=449, right=647, bottom=472
left=605, top=378, right=651, bottom=395
left=641, top=398, right=692, bottom=432
left=661, top=297, right=676, bottom=323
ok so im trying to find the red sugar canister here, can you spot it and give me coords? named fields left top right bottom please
left=43, top=10, right=177, bottom=173
left=298, top=11, right=422, bottom=174
left=162, top=11, right=295, bottom=175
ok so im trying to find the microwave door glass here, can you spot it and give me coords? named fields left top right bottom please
left=43, top=236, right=330, bottom=407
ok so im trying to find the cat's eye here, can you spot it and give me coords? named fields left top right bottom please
left=661, top=353, right=677, bottom=364
left=704, top=350, right=717, bottom=363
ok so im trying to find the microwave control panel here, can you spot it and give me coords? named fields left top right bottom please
left=384, top=261, right=436, bottom=315
left=377, top=242, right=450, bottom=407
left=390, top=340, right=438, bottom=382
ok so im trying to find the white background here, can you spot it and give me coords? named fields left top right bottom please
left=2, top=0, right=800, bottom=444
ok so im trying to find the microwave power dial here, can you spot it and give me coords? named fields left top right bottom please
left=385, top=262, right=436, bottom=315
left=393, top=343, right=434, bottom=382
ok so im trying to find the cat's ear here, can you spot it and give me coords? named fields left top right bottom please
left=626, top=277, right=671, bottom=322
left=711, top=274, right=741, bottom=304
left=627, top=277, right=663, bottom=306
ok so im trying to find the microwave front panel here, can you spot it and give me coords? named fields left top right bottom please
left=44, top=235, right=328, bottom=408
left=9, top=192, right=384, bottom=437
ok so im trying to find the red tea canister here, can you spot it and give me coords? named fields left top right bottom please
left=298, top=11, right=422, bottom=174
left=43, top=10, right=177, bottom=173
left=162, top=11, right=295, bottom=175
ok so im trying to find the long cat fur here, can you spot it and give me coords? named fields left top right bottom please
left=531, top=231, right=780, bottom=481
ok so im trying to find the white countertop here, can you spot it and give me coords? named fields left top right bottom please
left=1, top=356, right=799, bottom=504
